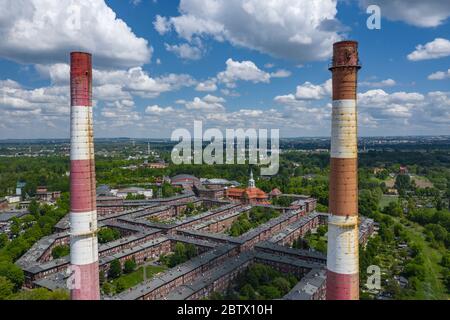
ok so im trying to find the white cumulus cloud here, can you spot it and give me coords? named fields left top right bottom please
left=195, top=79, right=218, bottom=92
left=165, top=43, right=203, bottom=60
left=145, top=105, right=175, bottom=114
left=217, top=58, right=271, bottom=88
left=154, top=0, right=343, bottom=62
left=0, top=0, right=152, bottom=68
left=428, top=69, right=450, bottom=80
left=37, top=64, right=197, bottom=98
left=184, top=94, right=226, bottom=111
left=274, top=78, right=450, bottom=135
left=294, top=79, right=332, bottom=100
left=270, top=69, right=292, bottom=78
left=360, top=78, right=396, bottom=88
left=358, top=0, right=450, bottom=28
left=407, top=38, right=450, bottom=61
left=153, top=15, right=171, bottom=34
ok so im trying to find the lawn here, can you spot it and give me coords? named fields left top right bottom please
left=304, top=233, right=327, bottom=254
left=384, top=178, right=395, bottom=188
left=110, top=264, right=167, bottom=293
left=379, top=195, right=399, bottom=209
left=410, top=175, right=434, bottom=188
left=384, top=175, right=433, bottom=189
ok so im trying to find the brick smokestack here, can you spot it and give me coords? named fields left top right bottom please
left=69, top=52, right=100, bottom=300
left=326, top=41, right=361, bottom=300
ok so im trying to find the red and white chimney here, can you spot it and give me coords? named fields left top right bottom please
left=327, top=41, right=361, bottom=300
left=69, top=52, right=100, bottom=300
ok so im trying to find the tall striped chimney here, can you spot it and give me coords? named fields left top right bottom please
left=327, top=41, right=361, bottom=300
left=69, top=52, right=100, bottom=300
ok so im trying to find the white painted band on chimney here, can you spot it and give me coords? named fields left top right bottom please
left=327, top=215, right=359, bottom=274
left=70, top=105, right=94, bottom=161
left=331, top=100, right=357, bottom=159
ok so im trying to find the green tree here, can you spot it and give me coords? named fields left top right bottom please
left=51, top=245, right=69, bottom=259
left=315, top=239, right=327, bottom=254
left=115, top=278, right=127, bottom=293
left=209, top=291, right=225, bottom=300
left=441, top=253, right=450, bottom=268
left=174, top=242, right=186, bottom=257
left=379, top=224, right=394, bottom=243
left=0, top=234, right=8, bottom=249
left=443, top=269, right=450, bottom=292
left=293, top=237, right=309, bottom=250
left=125, top=193, right=145, bottom=200
left=185, top=202, right=195, bottom=215
left=185, top=243, right=198, bottom=259
left=10, top=218, right=21, bottom=237
left=99, top=270, right=106, bottom=284
left=123, top=259, right=137, bottom=274
left=98, top=227, right=121, bottom=244
left=166, top=242, right=189, bottom=267
left=0, top=276, right=14, bottom=300
left=287, top=274, right=298, bottom=288
left=28, top=200, right=40, bottom=217
left=359, top=189, right=381, bottom=218
left=316, top=203, right=328, bottom=212
left=240, top=284, right=257, bottom=300
left=384, top=201, right=403, bottom=217
left=271, top=196, right=293, bottom=207
left=375, top=169, right=389, bottom=180
left=108, top=259, right=122, bottom=279
left=258, top=285, right=280, bottom=299
left=102, top=282, right=113, bottom=296
left=0, top=261, right=24, bottom=290
left=404, top=262, right=426, bottom=281
left=395, top=174, right=411, bottom=194
left=316, top=225, right=327, bottom=237
left=8, top=288, right=69, bottom=300
left=161, top=182, right=179, bottom=197
left=424, top=224, right=448, bottom=245
left=272, top=277, right=291, bottom=294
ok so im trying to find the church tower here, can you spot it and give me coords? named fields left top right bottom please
left=248, top=169, right=256, bottom=188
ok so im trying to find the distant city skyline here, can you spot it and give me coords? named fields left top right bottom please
left=1, top=0, right=450, bottom=139
left=2, top=135, right=449, bottom=144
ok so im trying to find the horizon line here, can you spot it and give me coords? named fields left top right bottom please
left=1, top=134, right=450, bottom=142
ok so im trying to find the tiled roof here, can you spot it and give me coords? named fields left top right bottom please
left=227, top=187, right=268, bottom=199
left=269, top=188, right=282, bottom=196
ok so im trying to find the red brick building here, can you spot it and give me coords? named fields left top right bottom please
left=0, top=198, right=8, bottom=210
left=226, top=171, right=269, bottom=205
left=269, top=188, right=282, bottom=199
left=35, top=187, right=61, bottom=202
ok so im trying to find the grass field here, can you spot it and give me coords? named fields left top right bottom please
left=384, top=175, right=434, bottom=189
left=380, top=195, right=399, bottom=209
left=410, top=175, right=434, bottom=188
left=110, top=264, right=167, bottom=293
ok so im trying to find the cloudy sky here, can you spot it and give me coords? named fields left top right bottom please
left=0, top=0, right=449, bottom=139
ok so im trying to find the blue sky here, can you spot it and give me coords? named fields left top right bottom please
left=0, top=0, right=449, bottom=139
